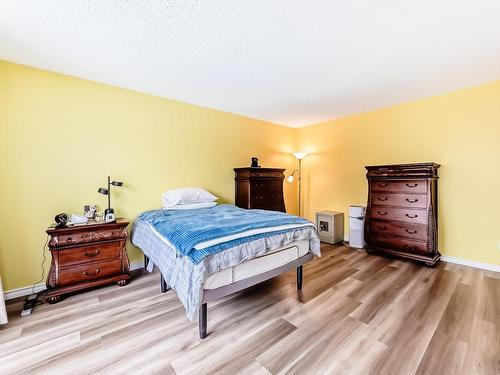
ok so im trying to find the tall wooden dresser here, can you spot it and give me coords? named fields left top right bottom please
left=364, top=163, right=441, bottom=267
left=234, top=167, right=286, bottom=212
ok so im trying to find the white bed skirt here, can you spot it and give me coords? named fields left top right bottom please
left=0, top=277, right=7, bottom=325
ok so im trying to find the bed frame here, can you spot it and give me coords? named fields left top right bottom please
left=144, top=252, right=313, bottom=339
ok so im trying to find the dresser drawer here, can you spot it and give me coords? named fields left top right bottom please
left=58, top=242, right=122, bottom=267
left=370, top=220, right=427, bottom=241
left=256, top=203, right=285, bottom=212
left=370, top=180, right=427, bottom=194
left=370, top=234, right=428, bottom=254
left=251, top=191, right=282, bottom=205
left=371, top=192, right=427, bottom=209
left=369, top=207, right=427, bottom=225
left=251, top=181, right=282, bottom=193
left=58, top=258, right=123, bottom=286
left=249, top=172, right=284, bottom=178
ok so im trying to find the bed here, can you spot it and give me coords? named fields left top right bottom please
left=131, top=204, right=320, bottom=339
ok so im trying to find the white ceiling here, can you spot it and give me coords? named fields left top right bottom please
left=1, top=1, right=500, bottom=127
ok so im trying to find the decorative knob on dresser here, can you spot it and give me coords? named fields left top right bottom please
left=45, top=219, right=130, bottom=303
left=364, top=162, right=441, bottom=267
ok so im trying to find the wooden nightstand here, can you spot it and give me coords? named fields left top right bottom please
left=45, top=219, right=130, bottom=303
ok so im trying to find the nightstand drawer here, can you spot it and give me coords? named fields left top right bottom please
left=58, top=242, right=122, bottom=267
left=58, top=258, right=123, bottom=286
left=49, top=227, right=126, bottom=247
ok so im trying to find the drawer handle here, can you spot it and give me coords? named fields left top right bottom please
left=82, top=269, right=101, bottom=277
left=405, top=229, right=418, bottom=234
left=83, top=249, right=100, bottom=257
left=405, top=245, right=417, bottom=251
left=377, top=183, right=388, bottom=187
left=406, top=183, right=418, bottom=188
left=406, top=198, right=419, bottom=203
left=377, top=225, right=388, bottom=230
left=377, top=197, right=388, bottom=201
left=377, top=211, right=388, bottom=216
left=405, top=213, right=418, bottom=219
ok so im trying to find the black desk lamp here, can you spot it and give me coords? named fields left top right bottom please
left=98, top=176, right=123, bottom=222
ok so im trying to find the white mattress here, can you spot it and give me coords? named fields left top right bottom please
left=204, top=240, right=309, bottom=290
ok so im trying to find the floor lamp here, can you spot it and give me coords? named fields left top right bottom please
left=287, top=152, right=307, bottom=216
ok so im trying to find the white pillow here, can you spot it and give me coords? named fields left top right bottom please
left=161, top=187, right=217, bottom=208
left=164, top=202, right=217, bottom=210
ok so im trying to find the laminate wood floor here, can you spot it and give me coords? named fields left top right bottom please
left=2, top=244, right=500, bottom=374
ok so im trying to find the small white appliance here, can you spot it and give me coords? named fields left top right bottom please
left=105, top=211, right=116, bottom=223
left=315, top=211, right=344, bottom=244
left=348, top=205, right=366, bottom=248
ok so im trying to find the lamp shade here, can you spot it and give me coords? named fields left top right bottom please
left=111, top=180, right=123, bottom=186
left=293, top=152, right=307, bottom=160
left=98, top=187, right=109, bottom=195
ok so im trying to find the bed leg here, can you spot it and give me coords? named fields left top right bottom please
left=297, top=265, right=303, bottom=290
left=144, top=254, right=149, bottom=270
left=199, top=303, right=208, bottom=339
left=160, top=274, right=170, bottom=293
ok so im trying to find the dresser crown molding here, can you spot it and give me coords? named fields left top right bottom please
left=365, top=162, right=441, bottom=179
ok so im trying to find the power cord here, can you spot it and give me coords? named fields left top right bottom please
left=22, top=235, right=49, bottom=317
left=31, top=235, right=49, bottom=294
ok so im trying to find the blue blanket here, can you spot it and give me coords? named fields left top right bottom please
left=138, top=204, right=314, bottom=263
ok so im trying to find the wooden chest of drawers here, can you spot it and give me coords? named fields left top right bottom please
left=234, top=167, right=286, bottom=212
left=364, top=163, right=441, bottom=267
left=45, top=219, right=130, bottom=303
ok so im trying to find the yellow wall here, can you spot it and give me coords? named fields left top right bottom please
left=297, top=80, right=500, bottom=265
left=1, top=59, right=499, bottom=291
left=0, top=60, right=298, bottom=291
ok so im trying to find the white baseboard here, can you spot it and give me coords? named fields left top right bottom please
left=4, top=260, right=144, bottom=301
left=129, top=260, right=144, bottom=271
left=4, top=283, right=47, bottom=300
left=441, top=255, right=500, bottom=273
